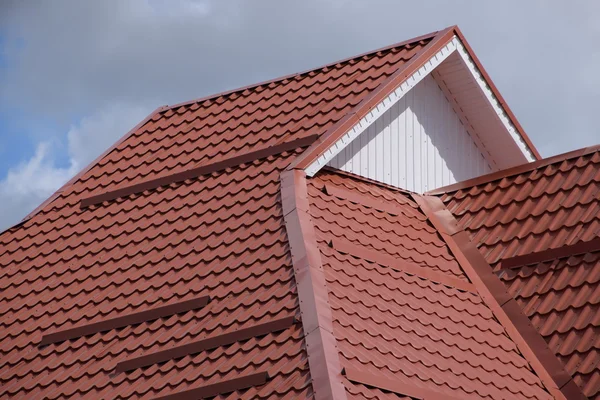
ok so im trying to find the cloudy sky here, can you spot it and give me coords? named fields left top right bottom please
left=0, top=0, right=599, bottom=230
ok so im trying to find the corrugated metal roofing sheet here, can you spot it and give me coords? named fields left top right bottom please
left=440, top=147, right=600, bottom=399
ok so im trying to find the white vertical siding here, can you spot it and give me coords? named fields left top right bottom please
left=327, top=74, right=493, bottom=193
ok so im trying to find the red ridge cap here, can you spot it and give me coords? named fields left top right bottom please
left=499, top=237, right=600, bottom=270
left=153, top=371, right=270, bottom=400
left=40, top=295, right=210, bottom=346
left=343, top=367, right=462, bottom=400
left=80, top=134, right=318, bottom=209
left=166, top=30, right=440, bottom=111
left=412, top=193, right=587, bottom=400
left=428, top=143, right=600, bottom=195
left=116, top=316, right=296, bottom=373
left=280, top=169, right=348, bottom=400
left=289, top=27, right=456, bottom=172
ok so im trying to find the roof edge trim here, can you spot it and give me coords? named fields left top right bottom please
left=291, top=26, right=455, bottom=174
left=80, top=134, right=318, bottom=209
left=280, top=169, right=348, bottom=400
left=427, top=143, right=600, bottom=195
left=412, top=194, right=587, bottom=400
left=452, top=34, right=536, bottom=162
left=295, top=26, right=539, bottom=177
left=343, top=367, right=463, bottom=400
left=453, top=27, right=540, bottom=160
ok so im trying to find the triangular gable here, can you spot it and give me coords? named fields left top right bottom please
left=293, top=26, right=539, bottom=193
left=327, top=73, right=495, bottom=193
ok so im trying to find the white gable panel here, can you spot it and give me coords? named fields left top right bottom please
left=327, top=74, right=493, bottom=193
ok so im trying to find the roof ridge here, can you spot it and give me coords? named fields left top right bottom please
left=428, top=144, right=600, bottom=195
left=280, top=169, right=348, bottom=400
left=412, top=194, right=588, bottom=400
left=165, top=29, right=441, bottom=111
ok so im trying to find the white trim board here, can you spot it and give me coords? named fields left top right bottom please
left=305, top=36, right=535, bottom=177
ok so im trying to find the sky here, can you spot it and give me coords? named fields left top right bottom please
left=0, top=0, right=599, bottom=230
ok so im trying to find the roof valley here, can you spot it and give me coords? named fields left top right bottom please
left=280, top=168, right=347, bottom=400
left=412, top=193, right=587, bottom=400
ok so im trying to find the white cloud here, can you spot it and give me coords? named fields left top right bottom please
left=0, top=142, right=77, bottom=229
left=67, top=103, right=152, bottom=168
left=0, top=103, right=153, bottom=229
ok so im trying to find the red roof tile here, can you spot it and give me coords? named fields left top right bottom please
left=305, top=170, right=556, bottom=399
left=0, top=29, right=437, bottom=399
left=0, top=25, right=588, bottom=400
left=440, top=146, right=600, bottom=399
left=0, top=153, right=309, bottom=399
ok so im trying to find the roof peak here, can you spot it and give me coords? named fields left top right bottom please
left=164, top=28, right=444, bottom=111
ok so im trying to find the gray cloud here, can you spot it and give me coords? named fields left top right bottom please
left=0, top=0, right=599, bottom=229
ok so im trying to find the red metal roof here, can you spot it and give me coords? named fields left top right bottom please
left=0, top=30, right=435, bottom=399
left=439, top=146, right=600, bottom=399
left=306, top=169, right=556, bottom=399
left=0, top=25, right=591, bottom=400
left=0, top=152, right=310, bottom=399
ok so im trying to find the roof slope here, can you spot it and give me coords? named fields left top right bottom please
left=304, top=169, right=555, bottom=400
left=68, top=33, right=431, bottom=202
left=0, top=30, right=437, bottom=399
left=0, top=25, right=591, bottom=400
left=0, top=151, right=310, bottom=399
left=437, top=145, right=600, bottom=399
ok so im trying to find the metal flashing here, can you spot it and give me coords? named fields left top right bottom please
left=22, top=106, right=169, bottom=222
left=280, top=169, right=348, bottom=400
left=296, top=26, right=539, bottom=178
left=499, top=237, right=600, bottom=269
left=153, top=371, right=270, bottom=400
left=428, top=144, right=600, bottom=195
left=412, top=193, right=587, bottom=400
left=293, top=27, right=457, bottom=175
